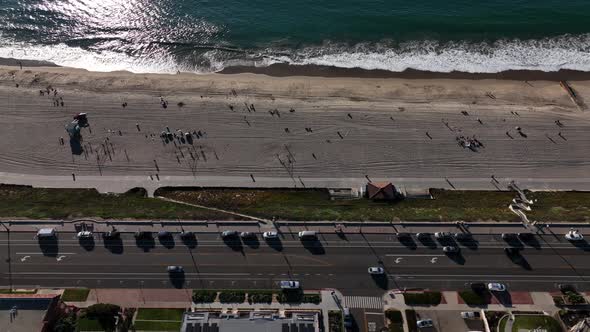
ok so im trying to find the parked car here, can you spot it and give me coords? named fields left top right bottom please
left=416, top=319, right=433, bottom=328
left=443, top=246, right=458, bottom=253
left=435, top=232, right=452, bottom=239
left=460, top=311, right=481, bottom=319
left=367, top=267, right=385, bottom=275
left=501, top=233, right=517, bottom=240
left=470, top=282, right=487, bottom=293
left=263, top=231, right=278, bottom=239
left=134, top=231, right=152, bottom=239
left=280, top=280, right=300, bottom=289
left=343, top=307, right=353, bottom=328
left=158, top=231, right=172, bottom=238
left=487, top=283, right=506, bottom=292
left=565, top=230, right=584, bottom=241
left=179, top=231, right=194, bottom=239
left=77, top=231, right=93, bottom=239
left=240, top=231, right=256, bottom=239
left=221, top=230, right=239, bottom=238
left=102, top=230, right=120, bottom=239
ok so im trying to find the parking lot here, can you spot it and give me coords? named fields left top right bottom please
left=414, top=309, right=485, bottom=332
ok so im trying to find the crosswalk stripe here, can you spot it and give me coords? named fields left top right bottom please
left=342, top=296, right=383, bottom=309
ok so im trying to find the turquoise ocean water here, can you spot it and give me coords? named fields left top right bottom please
left=0, top=0, right=589, bottom=73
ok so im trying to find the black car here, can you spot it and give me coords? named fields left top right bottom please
left=134, top=231, right=152, bottom=239
left=558, top=284, right=576, bottom=293
left=518, top=232, right=534, bottom=240
left=454, top=232, right=472, bottom=240
left=501, top=233, right=517, bottom=240
left=470, top=282, right=487, bottom=293
left=396, top=232, right=411, bottom=239
left=179, top=231, right=194, bottom=239
left=102, top=230, right=120, bottom=239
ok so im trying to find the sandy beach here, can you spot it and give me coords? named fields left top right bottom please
left=0, top=64, right=589, bottom=193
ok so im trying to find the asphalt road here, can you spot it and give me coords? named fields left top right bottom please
left=1, top=231, right=589, bottom=295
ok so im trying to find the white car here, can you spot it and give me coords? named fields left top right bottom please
left=416, top=319, right=433, bottom=328
left=487, top=283, right=506, bottom=292
left=460, top=311, right=481, bottom=319
left=77, top=231, right=93, bottom=239
left=221, top=230, right=238, bottom=238
left=367, top=267, right=384, bottom=275
left=167, top=265, right=184, bottom=273
left=280, top=280, right=300, bottom=289
left=435, top=232, right=452, bottom=239
left=565, top=230, right=584, bottom=241
left=263, top=231, right=278, bottom=239
left=443, top=246, right=458, bottom=253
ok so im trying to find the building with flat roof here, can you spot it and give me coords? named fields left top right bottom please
left=181, top=310, right=320, bottom=332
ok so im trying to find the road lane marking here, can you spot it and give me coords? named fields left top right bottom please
left=430, top=257, right=438, bottom=264
left=394, top=258, right=403, bottom=264
left=20, top=256, right=30, bottom=262
left=386, top=254, right=445, bottom=257
left=16, top=252, right=76, bottom=255
left=56, top=255, right=66, bottom=261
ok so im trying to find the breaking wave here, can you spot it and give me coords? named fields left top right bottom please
left=1, top=34, right=589, bottom=74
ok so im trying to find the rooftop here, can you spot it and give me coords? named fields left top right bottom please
left=181, top=310, right=319, bottom=332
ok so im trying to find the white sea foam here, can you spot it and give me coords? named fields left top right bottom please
left=1, top=34, right=589, bottom=74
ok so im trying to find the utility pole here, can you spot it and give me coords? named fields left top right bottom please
left=0, top=221, right=12, bottom=292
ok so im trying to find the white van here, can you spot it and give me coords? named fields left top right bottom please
left=298, top=231, right=317, bottom=239
left=37, top=228, right=56, bottom=238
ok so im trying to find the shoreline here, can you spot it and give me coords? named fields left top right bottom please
left=2, top=56, right=590, bottom=81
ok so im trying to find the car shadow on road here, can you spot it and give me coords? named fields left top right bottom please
left=503, top=238, right=524, bottom=249
left=371, top=274, right=388, bottom=290
left=38, top=237, right=59, bottom=257
left=158, top=235, right=175, bottom=249
left=399, top=237, right=417, bottom=250
left=570, top=239, right=590, bottom=251
left=181, top=234, right=198, bottom=249
left=136, top=236, right=156, bottom=252
left=457, top=237, right=479, bottom=250
left=103, top=237, right=123, bottom=254
left=265, top=238, right=283, bottom=251
left=301, top=239, right=325, bottom=255
left=507, top=251, right=532, bottom=270
left=169, top=272, right=185, bottom=289
left=243, top=236, right=260, bottom=249
left=79, top=237, right=95, bottom=251
left=521, top=236, right=541, bottom=250
left=446, top=251, right=466, bottom=265
left=223, top=237, right=244, bottom=252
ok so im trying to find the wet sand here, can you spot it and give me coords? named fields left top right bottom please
left=0, top=65, right=589, bottom=191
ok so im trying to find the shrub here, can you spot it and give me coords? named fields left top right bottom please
left=302, top=293, right=321, bottom=304
left=83, top=303, right=121, bottom=332
left=553, top=296, right=565, bottom=306
left=328, top=310, right=343, bottom=332
left=385, top=310, right=404, bottom=332
left=192, top=290, right=217, bottom=303
left=218, top=290, right=246, bottom=303
left=403, top=292, right=441, bottom=306
left=566, top=291, right=586, bottom=305
left=459, top=290, right=489, bottom=306
left=248, top=291, right=273, bottom=304
left=277, top=290, right=303, bottom=303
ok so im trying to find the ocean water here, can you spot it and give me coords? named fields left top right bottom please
left=0, top=0, right=589, bottom=74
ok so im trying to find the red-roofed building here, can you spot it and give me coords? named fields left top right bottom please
left=366, top=182, right=397, bottom=201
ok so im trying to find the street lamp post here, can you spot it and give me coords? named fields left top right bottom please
left=0, top=221, right=12, bottom=292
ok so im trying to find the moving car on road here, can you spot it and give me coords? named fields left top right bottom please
left=158, top=230, right=171, bottom=238
left=102, top=229, right=120, bottom=239
left=37, top=228, right=57, bottom=238
left=565, top=230, right=584, bottom=241
left=487, top=283, right=506, bottom=292
left=396, top=232, right=411, bottom=239
left=368, top=267, right=385, bottom=275
left=454, top=232, right=471, bottom=240
left=501, top=233, right=517, bottom=240
left=280, top=280, right=300, bottom=289
left=416, top=232, right=431, bottom=239
left=298, top=231, right=317, bottom=239
left=443, top=246, right=458, bottom=253
left=263, top=231, right=278, bottom=239
left=179, top=231, right=194, bottom=239
left=416, top=319, right=433, bottom=328
left=134, top=231, right=152, bottom=239
left=167, top=266, right=184, bottom=273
